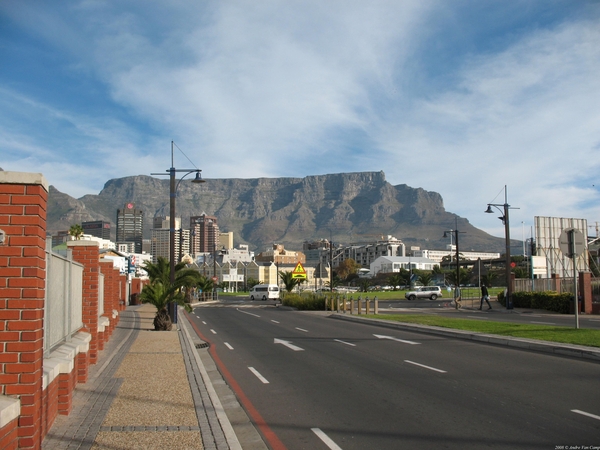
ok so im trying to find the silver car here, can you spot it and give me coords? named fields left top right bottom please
left=405, top=286, right=443, bottom=301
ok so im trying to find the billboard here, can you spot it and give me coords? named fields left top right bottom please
left=534, top=216, right=589, bottom=278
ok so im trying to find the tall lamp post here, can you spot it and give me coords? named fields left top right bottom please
left=152, top=141, right=205, bottom=324
left=443, top=220, right=465, bottom=298
left=485, top=185, right=518, bottom=310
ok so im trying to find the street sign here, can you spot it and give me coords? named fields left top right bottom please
left=558, top=228, right=585, bottom=258
left=292, top=262, right=307, bottom=279
left=211, top=276, right=218, bottom=283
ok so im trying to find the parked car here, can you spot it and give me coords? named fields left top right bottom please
left=405, top=286, right=443, bottom=300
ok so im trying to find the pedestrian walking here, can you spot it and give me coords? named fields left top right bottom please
left=479, top=284, right=492, bottom=310
left=454, top=286, right=462, bottom=310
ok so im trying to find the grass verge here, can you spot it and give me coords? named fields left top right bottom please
left=366, top=314, right=600, bottom=348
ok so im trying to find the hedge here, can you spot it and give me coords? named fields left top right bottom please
left=497, top=291, right=574, bottom=314
left=280, top=292, right=327, bottom=310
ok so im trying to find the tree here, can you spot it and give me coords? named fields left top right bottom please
left=246, top=278, right=262, bottom=290
left=336, top=258, right=360, bottom=280
left=480, top=272, right=497, bottom=287
left=387, top=274, right=403, bottom=290
left=140, top=256, right=204, bottom=330
left=279, top=270, right=302, bottom=292
left=445, top=268, right=469, bottom=286
left=358, top=278, right=371, bottom=292
left=418, top=272, right=433, bottom=286
left=69, top=224, right=84, bottom=240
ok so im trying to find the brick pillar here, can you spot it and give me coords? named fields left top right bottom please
left=0, top=171, right=48, bottom=450
left=99, top=262, right=116, bottom=338
left=67, top=241, right=100, bottom=364
left=579, top=271, right=592, bottom=314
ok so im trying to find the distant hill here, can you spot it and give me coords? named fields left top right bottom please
left=47, top=171, right=509, bottom=253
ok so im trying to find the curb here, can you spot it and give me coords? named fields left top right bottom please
left=330, top=313, right=600, bottom=363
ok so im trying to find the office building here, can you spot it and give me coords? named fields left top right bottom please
left=116, top=203, right=144, bottom=253
left=151, top=216, right=190, bottom=263
left=82, top=220, right=111, bottom=240
left=190, top=213, right=220, bottom=254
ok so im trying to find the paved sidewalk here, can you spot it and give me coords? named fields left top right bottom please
left=43, top=304, right=239, bottom=450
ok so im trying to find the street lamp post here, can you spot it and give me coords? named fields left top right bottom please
left=152, top=141, right=205, bottom=324
left=443, top=220, right=465, bottom=301
left=485, top=185, right=518, bottom=310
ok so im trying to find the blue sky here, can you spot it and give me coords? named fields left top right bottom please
left=1, top=1, right=599, bottom=239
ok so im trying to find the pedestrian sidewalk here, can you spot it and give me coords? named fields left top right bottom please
left=42, top=304, right=242, bottom=450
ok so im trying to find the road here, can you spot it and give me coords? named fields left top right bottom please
left=187, top=297, right=600, bottom=449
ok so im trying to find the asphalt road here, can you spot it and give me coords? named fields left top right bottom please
left=188, top=297, right=600, bottom=450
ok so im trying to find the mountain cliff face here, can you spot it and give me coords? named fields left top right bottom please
left=47, top=171, right=506, bottom=252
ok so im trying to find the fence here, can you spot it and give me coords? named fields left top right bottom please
left=43, top=241, right=84, bottom=357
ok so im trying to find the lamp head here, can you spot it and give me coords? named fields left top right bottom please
left=443, top=231, right=449, bottom=238
left=485, top=205, right=494, bottom=214
left=192, top=171, right=205, bottom=183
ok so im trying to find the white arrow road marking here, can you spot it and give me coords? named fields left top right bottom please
left=373, top=334, right=420, bottom=345
left=248, top=367, right=269, bottom=384
left=295, top=327, right=309, bottom=332
left=210, top=329, right=217, bottom=334
left=571, top=409, right=600, bottom=421
left=311, top=428, right=343, bottom=450
left=404, top=360, right=447, bottom=373
left=237, top=308, right=260, bottom=317
left=224, top=342, right=234, bottom=350
left=334, top=339, right=356, bottom=347
left=274, top=338, right=304, bottom=351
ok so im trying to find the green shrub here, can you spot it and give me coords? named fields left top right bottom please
left=498, top=290, right=574, bottom=314
left=281, top=292, right=327, bottom=310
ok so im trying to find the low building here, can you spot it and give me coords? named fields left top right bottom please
left=255, top=244, right=306, bottom=265
left=412, top=246, right=500, bottom=263
left=370, top=256, right=437, bottom=276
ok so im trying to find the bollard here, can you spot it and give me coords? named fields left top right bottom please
left=336, top=296, right=340, bottom=313
left=365, top=296, right=370, bottom=314
left=374, top=296, right=379, bottom=314
left=357, top=298, right=362, bottom=315
left=350, top=299, right=355, bottom=314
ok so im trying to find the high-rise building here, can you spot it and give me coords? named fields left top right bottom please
left=116, top=203, right=144, bottom=253
left=151, top=216, right=190, bottom=263
left=82, top=220, right=111, bottom=240
left=190, top=213, right=220, bottom=254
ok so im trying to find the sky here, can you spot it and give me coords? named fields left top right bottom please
left=1, top=0, right=599, bottom=240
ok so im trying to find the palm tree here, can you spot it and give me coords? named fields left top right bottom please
left=418, top=272, right=433, bottom=286
left=387, top=274, right=403, bottom=290
left=141, top=257, right=203, bottom=330
left=69, top=224, right=84, bottom=240
left=279, top=270, right=301, bottom=292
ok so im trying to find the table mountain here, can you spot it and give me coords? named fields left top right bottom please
left=47, top=171, right=507, bottom=252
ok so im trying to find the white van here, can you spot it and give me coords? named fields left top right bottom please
left=248, top=284, right=280, bottom=300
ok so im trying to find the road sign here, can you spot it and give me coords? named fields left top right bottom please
left=211, top=276, right=218, bottom=283
left=292, top=262, right=307, bottom=279
left=559, top=228, right=585, bottom=258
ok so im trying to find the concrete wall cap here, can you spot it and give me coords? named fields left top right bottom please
left=67, top=240, right=100, bottom=248
left=0, top=396, right=21, bottom=428
left=0, top=171, right=48, bottom=191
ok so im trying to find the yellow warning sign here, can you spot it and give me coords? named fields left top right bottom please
left=292, top=262, right=307, bottom=279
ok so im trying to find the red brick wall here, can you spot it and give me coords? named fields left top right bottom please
left=0, top=417, right=19, bottom=450
left=0, top=172, right=48, bottom=450
left=67, top=242, right=100, bottom=365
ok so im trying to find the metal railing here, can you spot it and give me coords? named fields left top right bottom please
left=44, top=240, right=84, bottom=356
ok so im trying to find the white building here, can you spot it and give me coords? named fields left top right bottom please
left=78, top=234, right=115, bottom=250
left=412, top=246, right=500, bottom=263
left=370, top=256, right=437, bottom=276
left=338, top=236, right=406, bottom=268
